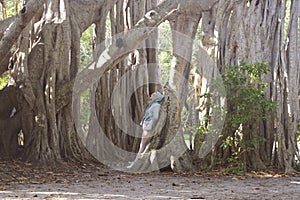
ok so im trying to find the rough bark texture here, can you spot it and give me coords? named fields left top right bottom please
left=9, top=0, right=106, bottom=162
left=0, top=86, right=22, bottom=159
left=0, top=0, right=45, bottom=66
left=0, top=0, right=298, bottom=173
left=81, top=0, right=211, bottom=171
left=0, top=15, right=16, bottom=74
left=215, top=0, right=273, bottom=170
left=276, top=0, right=300, bottom=173
left=169, top=12, right=201, bottom=105
left=61, top=0, right=218, bottom=99
left=202, top=0, right=300, bottom=172
left=86, top=0, right=160, bottom=164
left=129, top=86, right=194, bottom=172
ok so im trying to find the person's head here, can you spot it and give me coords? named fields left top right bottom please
left=149, top=92, right=157, bottom=100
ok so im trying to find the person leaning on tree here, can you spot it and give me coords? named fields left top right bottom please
left=127, top=91, right=164, bottom=169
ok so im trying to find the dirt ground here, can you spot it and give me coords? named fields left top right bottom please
left=0, top=160, right=300, bottom=200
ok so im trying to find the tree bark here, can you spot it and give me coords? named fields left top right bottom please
left=211, top=0, right=299, bottom=173
left=2, top=0, right=297, bottom=173
left=58, top=0, right=218, bottom=102
left=276, top=0, right=300, bottom=173
left=0, top=0, right=45, bottom=65
left=81, top=0, right=213, bottom=170
left=129, top=86, right=195, bottom=172
left=0, top=86, right=22, bottom=159
left=10, top=0, right=102, bottom=163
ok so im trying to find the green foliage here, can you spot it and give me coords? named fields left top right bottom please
left=296, top=124, right=300, bottom=171
left=159, top=51, right=172, bottom=83
left=0, top=73, right=9, bottom=89
left=284, top=0, right=291, bottom=39
left=158, top=21, right=172, bottom=83
left=192, top=22, right=202, bottom=65
left=79, top=25, right=94, bottom=129
left=223, top=62, right=274, bottom=128
left=297, top=123, right=300, bottom=141
left=78, top=16, right=111, bottom=132
left=1, top=0, right=20, bottom=19
left=227, top=152, right=244, bottom=174
left=197, top=124, right=208, bottom=135
left=80, top=24, right=95, bottom=68
left=221, top=136, right=234, bottom=149
left=295, top=125, right=300, bottom=171
left=221, top=62, right=275, bottom=171
left=0, top=1, right=18, bottom=89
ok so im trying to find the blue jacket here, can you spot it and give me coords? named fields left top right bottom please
left=140, top=91, right=164, bottom=130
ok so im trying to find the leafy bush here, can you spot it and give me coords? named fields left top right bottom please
left=221, top=62, right=275, bottom=173
left=0, top=73, right=9, bottom=89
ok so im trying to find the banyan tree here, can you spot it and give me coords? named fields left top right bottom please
left=0, top=0, right=299, bottom=174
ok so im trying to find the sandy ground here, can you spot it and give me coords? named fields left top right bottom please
left=1, top=161, right=300, bottom=199
left=1, top=172, right=300, bottom=199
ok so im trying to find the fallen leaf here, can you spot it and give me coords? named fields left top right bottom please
left=232, top=176, right=246, bottom=180
left=191, top=196, right=206, bottom=199
left=172, top=183, right=185, bottom=186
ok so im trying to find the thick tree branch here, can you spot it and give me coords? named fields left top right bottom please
left=70, top=0, right=105, bottom=33
left=56, top=0, right=218, bottom=110
left=0, top=16, right=16, bottom=75
left=0, top=51, right=11, bottom=75
left=0, top=0, right=45, bottom=65
left=0, top=15, right=16, bottom=39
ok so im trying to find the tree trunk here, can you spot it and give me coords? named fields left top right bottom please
left=2, top=0, right=297, bottom=173
left=128, top=86, right=194, bottom=172
left=0, top=86, right=22, bottom=159
left=73, top=0, right=216, bottom=171
left=0, top=0, right=45, bottom=65
left=86, top=0, right=160, bottom=165
left=128, top=11, right=202, bottom=172
left=11, top=0, right=105, bottom=163
left=220, top=0, right=271, bottom=170
left=208, top=0, right=299, bottom=173
left=276, top=0, right=300, bottom=173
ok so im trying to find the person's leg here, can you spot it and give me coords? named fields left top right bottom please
left=136, top=130, right=151, bottom=159
left=127, top=130, right=152, bottom=168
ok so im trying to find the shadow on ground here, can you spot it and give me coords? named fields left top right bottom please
left=0, top=160, right=299, bottom=199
